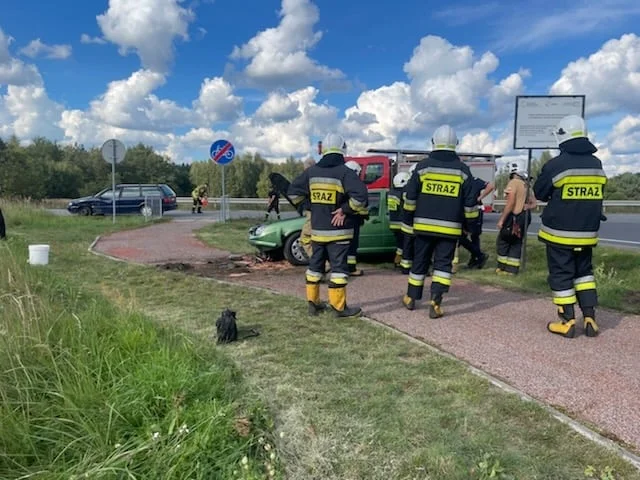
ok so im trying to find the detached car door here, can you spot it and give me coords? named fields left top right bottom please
left=358, top=191, right=395, bottom=252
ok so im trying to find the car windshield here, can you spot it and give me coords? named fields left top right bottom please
left=99, top=189, right=115, bottom=199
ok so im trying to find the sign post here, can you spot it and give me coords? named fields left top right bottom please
left=513, top=95, right=585, bottom=270
left=101, top=139, right=126, bottom=224
left=209, top=139, right=236, bottom=223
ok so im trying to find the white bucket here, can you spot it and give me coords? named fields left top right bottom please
left=28, top=244, right=50, bottom=266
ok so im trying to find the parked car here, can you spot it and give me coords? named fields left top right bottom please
left=67, top=183, right=178, bottom=216
left=248, top=189, right=396, bottom=265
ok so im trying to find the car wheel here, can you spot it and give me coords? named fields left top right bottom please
left=283, top=231, right=309, bottom=266
left=140, top=205, right=153, bottom=217
left=78, top=206, right=92, bottom=216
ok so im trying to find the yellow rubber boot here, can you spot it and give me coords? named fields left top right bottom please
left=429, top=300, right=444, bottom=319
left=306, top=283, right=326, bottom=316
left=328, top=287, right=361, bottom=318
left=402, top=295, right=415, bottom=311
left=547, top=307, right=576, bottom=338
left=584, top=317, right=599, bottom=337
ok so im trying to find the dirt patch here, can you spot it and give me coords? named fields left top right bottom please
left=159, top=254, right=300, bottom=280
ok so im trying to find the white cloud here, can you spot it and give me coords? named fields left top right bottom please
left=608, top=115, right=640, bottom=153
left=229, top=86, right=338, bottom=158
left=193, top=77, right=243, bottom=124
left=80, top=34, right=107, bottom=45
left=0, top=85, right=64, bottom=139
left=96, top=0, right=195, bottom=72
left=0, top=28, right=42, bottom=86
left=254, top=91, right=301, bottom=122
left=19, top=39, right=72, bottom=60
left=229, top=0, right=346, bottom=89
left=550, top=33, right=640, bottom=116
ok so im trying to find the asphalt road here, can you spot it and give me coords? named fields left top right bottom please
left=50, top=208, right=640, bottom=249
left=482, top=212, right=640, bottom=249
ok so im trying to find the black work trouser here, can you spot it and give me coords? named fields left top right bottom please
left=546, top=244, right=597, bottom=310
left=0, top=207, right=6, bottom=239
left=392, top=229, right=403, bottom=255
left=406, top=235, right=457, bottom=301
left=347, top=222, right=360, bottom=272
left=400, top=232, right=415, bottom=270
left=496, top=235, right=522, bottom=273
left=266, top=202, right=280, bottom=215
left=306, top=240, right=350, bottom=288
left=459, top=212, right=483, bottom=260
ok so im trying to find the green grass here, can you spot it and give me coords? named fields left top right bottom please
left=2, top=205, right=640, bottom=479
left=0, top=204, right=282, bottom=480
left=455, top=233, right=640, bottom=314
left=195, top=218, right=262, bottom=255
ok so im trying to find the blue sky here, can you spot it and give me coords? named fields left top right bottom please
left=1, top=0, right=640, bottom=174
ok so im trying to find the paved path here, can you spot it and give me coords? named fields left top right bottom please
left=92, top=218, right=640, bottom=456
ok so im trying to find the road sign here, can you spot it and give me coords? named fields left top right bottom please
left=101, top=138, right=126, bottom=225
left=101, top=139, right=126, bottom=164
left=209, top=139, right=236, bottom=165
left=513, top=95, right=585, bottom=150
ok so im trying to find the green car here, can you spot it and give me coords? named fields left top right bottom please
left=248, top=189, right=397, bottom=265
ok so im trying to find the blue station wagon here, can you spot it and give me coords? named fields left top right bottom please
left=67, top=183, right=178, bottom=216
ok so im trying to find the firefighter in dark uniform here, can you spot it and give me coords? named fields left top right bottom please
left=399, top=164, right=418, bottom=274
left=345, top=160, right=367, bottom=276
left=388, top=172, right=410, bottom=268
left=459, top=178, right=494, bottom=269
left=534, top=115, right=607, bottom=338
left=402, top=125, right=478, bottom=318
left=288, top=133, right=369, bottom=318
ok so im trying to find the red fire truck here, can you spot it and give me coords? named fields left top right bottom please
left=345, top=148, right=502, bottom=213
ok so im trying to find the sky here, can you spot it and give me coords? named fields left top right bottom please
left=1, top=0, right=640, bottom=175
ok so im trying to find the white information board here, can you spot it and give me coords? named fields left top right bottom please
left=513, top=95, right=585, bottom=150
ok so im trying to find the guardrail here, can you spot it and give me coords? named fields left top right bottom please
left=178, top=197, right=640, bottom=209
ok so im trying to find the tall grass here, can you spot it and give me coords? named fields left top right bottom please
left=0, top=241, right=282, bottom=479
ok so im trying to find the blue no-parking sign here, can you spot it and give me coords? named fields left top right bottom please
left=210, top=139, right=236, bottom=165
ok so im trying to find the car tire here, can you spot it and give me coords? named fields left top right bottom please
left=140, top=205, right=153, bottom=217
left=78, top=206, right=92, bottom=216
left=283, top=231, right=309, bottom=266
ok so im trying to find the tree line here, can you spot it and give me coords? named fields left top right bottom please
left=1, top=136, right=638, bottom=200
left=0, top=136, right=307, bottom=200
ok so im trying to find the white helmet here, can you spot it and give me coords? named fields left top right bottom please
left=393, top=171, right=410, bottom=188
left=554, top=115, right=587, bottom=146
left=509, top=161, right=527, bottom=179
left=321, top=133, right=347, bottom=155
left=431, top=125, right=458, bottom=151
left=345, top=160, right=362, bottom=176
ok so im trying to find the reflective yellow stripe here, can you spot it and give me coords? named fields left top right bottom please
left=403, top=203, right=416, bottom=212
left=538, top=229, right=598, bottom=246
left=330, top=277, right=348, bottom=285
left=311, top=234, right=353, bottom=242
left=465, top=209, right=480, bottom=219
left=420, top=172, right=463, bottom=183
left=553, top=176, right=607, bottom=187
left=432, top=275, right=452, bottom=286
left=408, top=277, right=424, bottom=287
left=414, top=223, right=462, bottom=236
left=553, top=295, right=577, bottom=305
left=310, top=182, right=345, bottom=193
left=575, top=281, right=596, bottom=291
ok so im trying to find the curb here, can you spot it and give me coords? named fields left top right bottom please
left=87, top=242, right=640, bottom=471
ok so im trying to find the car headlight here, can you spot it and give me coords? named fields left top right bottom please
left=253, top=225, right=265, bottom=236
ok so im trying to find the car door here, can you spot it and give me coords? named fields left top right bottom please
left=358, top=192, right=387, bottom=251
left=93, top=188, right=117, bottom=215
left=119, top=186, right=142, bottom=214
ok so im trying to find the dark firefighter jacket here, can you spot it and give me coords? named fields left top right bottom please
left=288, top=153, right=369, bottom=243
left=388, top=186, right=404, bottom=230
left=533, top=137, right=607, bottom=248
left=402, top=151, right=478, bottom=239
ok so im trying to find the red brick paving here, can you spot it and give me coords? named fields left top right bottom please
left=93, top=219, right=640, bottom=455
